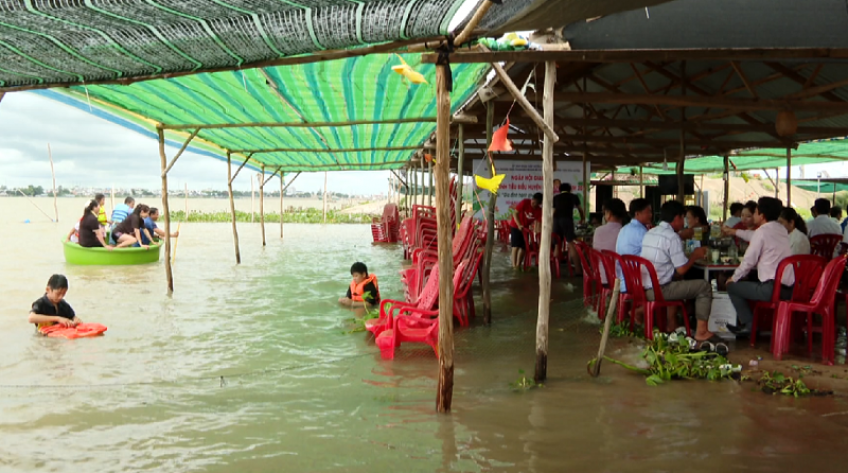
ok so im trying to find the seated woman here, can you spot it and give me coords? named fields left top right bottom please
left=78, top=200, right=112, bottom=249
left=678, top=205, right=710, bottom=244
left=733, top=200, right=758, bottom=231
left=778, top=207, right=811, bottom=255
left=112, top=204, right=155, bottom=249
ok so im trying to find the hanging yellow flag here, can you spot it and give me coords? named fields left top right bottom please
left=475, top=162, right=506, bottom=194
left=392, top=55, right=428, bottom=84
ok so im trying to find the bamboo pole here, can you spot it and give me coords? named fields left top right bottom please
left=251, top=173, right=255, bottom=224
left=590, top=279, right=621, bottom=377
left=260, top=165, right=266, bottom=247
left=162, top=128, right=199, bottom=177
left=47, top=143, right=58, bottom=222
left=456, top=124, right=465, bottom=221
left=639, top=166, right=644, bottom=198
left=775, top=168, right=780, bottom=199
left=787, top=147, right=792, bottom=207
left=323, top=171, right=328, bottom=223
left=280, top=172, right=285, bottom=240
left=226, top=152, right=241, bottom=264
left=110, top=185, right=115, bottom=215
left=535, top=61, right=557, bottom=384
left=482, top=101, right=496, bottom=325
left=435, top=63, right=455, bottom=413
left=428, top=160, right=434, bottom=206
left=722, top=155, right=730, bottom=221
left=157, top=127, right=174, bottom=294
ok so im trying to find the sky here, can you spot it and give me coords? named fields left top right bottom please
left=0, top=92, right=393, bottom=194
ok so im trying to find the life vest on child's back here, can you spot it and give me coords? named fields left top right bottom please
left=350, top=274, right=380, bottom=302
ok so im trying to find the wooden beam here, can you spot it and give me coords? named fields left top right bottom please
left=282, top=172, right=301, bottom=193
left=280, top=173, right=284, bottom=240
left=157, top=128, right=174, bottom=294
left=454, top=0, right=495, bottom=46
left=723, top=155, right=730, bottom=221
left=511, top=117, right=848, bottom=136
left=389, top=169, right=408, bottom=189
left=455, top=124, right=465, bottom=223
left=787, top=147, right=792, bottom=206
left=535, top=61, right=556, bottom=384
left=161, top=127, right=200, bottom=178
left=229, top=155, right=252, bottom=184
left=226, top=152, right=241, bottom=264
left=422, top=48, right=848, bottom=64
left=230, top=146, right=423, bottom=154
left=491, top=62, right=560, bottom=143
left=263, top=166, right=282, bottom=186
left=542, top=91, right=848, bottom=112
left=165, top=118, right=436, bottom=130
left=730, top=61, right=758, bottom=98
left=435, top=63, right=455, bottom=413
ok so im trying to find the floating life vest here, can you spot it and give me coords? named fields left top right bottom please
left=350, top=274, right=380, bottom=302
left=39, top=322, right=107, bottom=339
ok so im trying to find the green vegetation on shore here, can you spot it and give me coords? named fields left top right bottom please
left=167, top=209, right=374, bottom=224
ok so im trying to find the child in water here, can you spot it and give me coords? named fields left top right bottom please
left=28, top=274, right=82, bottom=330
left=338, top=262, right=380, bottom=307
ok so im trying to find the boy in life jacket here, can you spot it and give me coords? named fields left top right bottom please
left=338, top=262, right=380, bottom=307
left=28, top=274, right=83, bottom=330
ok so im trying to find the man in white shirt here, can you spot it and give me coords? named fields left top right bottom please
left=641, top=200, right=713, bottom=341
left=807, top=198, right=842, bottom=237
left=726, top=197, right=794, bottom=337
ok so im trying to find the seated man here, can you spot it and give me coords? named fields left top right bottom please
left=109, top=196, right=135, bottom=244
left=640, top=200, right=713, bottom=341
left=140, top=207, right=180, bottom=245
left=807, top=198, right=841, bottom=237
left=726, top=197, right=794, bottom=337
left=614, top=198, right=652, bottom=293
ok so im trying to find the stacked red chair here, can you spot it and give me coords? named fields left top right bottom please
left=371, top=203, right=401, bottom=243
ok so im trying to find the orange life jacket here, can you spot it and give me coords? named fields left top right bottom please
left=350, top=274, right=380, bottom=302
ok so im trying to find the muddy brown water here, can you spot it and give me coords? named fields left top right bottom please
left=1, top=202, right=848, bottom=472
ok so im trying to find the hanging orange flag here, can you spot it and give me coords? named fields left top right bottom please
left=489, top=118, right=513, bottom=152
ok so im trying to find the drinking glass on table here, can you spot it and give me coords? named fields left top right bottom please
left=711, top=249, right=720, bottom=263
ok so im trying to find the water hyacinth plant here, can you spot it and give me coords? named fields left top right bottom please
left=168, top=209, right=375, bottom=224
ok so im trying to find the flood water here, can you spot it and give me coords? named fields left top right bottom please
left=2, top=198, right=848, bottom=472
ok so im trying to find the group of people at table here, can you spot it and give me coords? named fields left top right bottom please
left=66, top=195, right=178, bottom=250
left=506, top=182, right=843, bottom=344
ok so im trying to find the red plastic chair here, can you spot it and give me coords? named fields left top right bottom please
left=750, top=254, right=826, bottom=348
left=589, top=248, right=617, bottom=319
left=601, top=249, right=637, bottom=324
left=810, top=234, right=842, bottom=259
left=522, top=230, right=561, bottom=278
left=453, top=256, right=482, bottom=326
left=573, top=241, right=601, bottom=310
left=620, top=255, right=691, bottom=339
left=367, top=266, right=441, bottom=337
left=772, top=256, right=847, bottom=364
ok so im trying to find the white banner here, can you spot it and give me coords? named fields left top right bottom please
left=472, top=160, right=591, bottom=219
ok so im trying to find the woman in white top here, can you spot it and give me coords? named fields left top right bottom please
left=778, top=207, right=811, bottom=255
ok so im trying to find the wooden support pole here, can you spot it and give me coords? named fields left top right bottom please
left=722, top=155, right=730, bottom=221
left=157, top=127, right=174, bottom=294
left=226, top=152, right=241, bottom=264
left=491, top=62, right=560, bottom=143
left=280, top=173, right=286, bottom=240
left=590, top=279, right=621, bottom=377
left=775, top=168, right=780, bottom=199
left=322, top=171, right=328, bottom=223
left=428, top=160, right=434, bottom=206
left=456, top=124, right=465, bottom=221
left=229, top=155, right=252, bottom=184
left=251, top=172, right=256, bottom=224
left=639, top=166, right=644, bottom=198
left=482, top=101, right=496, bottom=325
left=435, top=63, right=455, bottom=413
left=787, top=147, right=792, bottom=207
left=47, top=143, right=58, bottom=222
left=162, top=128, right=199, bottom=177
left=678, top=62, right=687, bottom=204
left=263, top=166, right=282, bottom=186
left=260, top=165, right=266, bottom=247
left=535, top=61, right=556, bottom=384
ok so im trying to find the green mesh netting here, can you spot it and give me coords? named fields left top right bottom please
left=41, top=53, right=490, bottom=171
left=626, top=140, right=848, bottom=174
left=0, top=0, right=471, bottom=90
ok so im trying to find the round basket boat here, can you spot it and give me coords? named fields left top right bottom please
left=62, top=239, right=162, bottom=265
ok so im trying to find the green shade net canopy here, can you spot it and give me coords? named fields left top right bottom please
left=626, top=140, right=848, bottom=175
left=35, top=53, right=490, bottom=172
left=0, top=0, right=473, bottom=90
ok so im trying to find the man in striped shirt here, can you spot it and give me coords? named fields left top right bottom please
left=641, top=200, right=715, bottom=342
